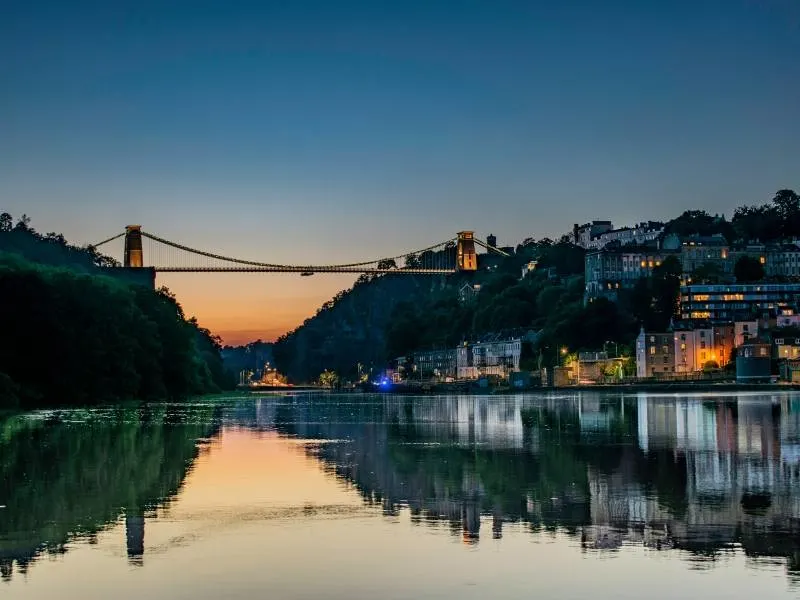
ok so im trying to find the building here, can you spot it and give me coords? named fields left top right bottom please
left=775, top=308, right=800, bottom=328
left=458, top=282, right=481, bottom=304
left=573, top=221, right=613, bottom=248
left=520, top=260, right=538, bottom=279
left=572, top=352, right=626, bottom=383
left=734, top=320, right=758, bottom=347
left=636, top=328, right=676, bottom=378
left=735, top=343, right=772, bottom=383
left=671, top=321, right=742, bottom=373
left=774, top=335, right=800, bottom=361
left=584, top=222, right=665, bottom=250
left=765, top=244, right=800, bottom=278
left=411, top=348, right=457, bottom=379
left=486, top=234, right=497, bottom=249
left=680, top=283, right=800, bottom=322
left=456, top=335, right=525, bottom=379
left=585, top=246, right=675, bottom=302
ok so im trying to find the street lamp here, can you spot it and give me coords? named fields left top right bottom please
left=604, top=340, right=618, bottom=358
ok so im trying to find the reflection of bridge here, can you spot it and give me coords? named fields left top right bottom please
left=91, top=226, right=508, bottom=275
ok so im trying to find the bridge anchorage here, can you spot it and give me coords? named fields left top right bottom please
left=90, top=226, right=509, bottom=275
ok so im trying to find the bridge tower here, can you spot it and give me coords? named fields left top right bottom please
left=124, top=225, right=144, bottom=268
left=456, top=231, right=477, bottom=271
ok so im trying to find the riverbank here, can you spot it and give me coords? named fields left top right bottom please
left=352, top=381, right=800, bottom=395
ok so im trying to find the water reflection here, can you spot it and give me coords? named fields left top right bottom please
left=1, top=392, right=799, bottom=593
left=263, top=393, right=800, bottom=581
left=0, top=404, right=221, bottom=580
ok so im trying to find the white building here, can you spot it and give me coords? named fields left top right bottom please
left=734, top=320, right=759, bottom=347
left=456, top=336, right=523, bottom=379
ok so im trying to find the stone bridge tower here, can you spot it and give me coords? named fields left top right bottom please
left=456, top=231, right=477, bottom=271
left=124, top=225, right=144, bottom=268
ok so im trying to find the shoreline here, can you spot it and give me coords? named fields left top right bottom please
left=350, top=381, right=800, bottom=395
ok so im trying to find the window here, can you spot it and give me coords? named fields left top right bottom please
left=680, top=334, right=686, bottom=341
left=649, top=336, right=655, bottom=342
left=700, top=331, right=706, bottom=338
left=743, top=324, right=749, bottom=331
left=663, top=356, right=668, bottom=363
left=662, top=345, right=669, bottom=354
left=701, top=352, right=706, bottom=361
left=700, top=341, right=706, bottom=349
left=680, top=343, right=686, bottom=351
left=650, top=347, right=656, bottom=355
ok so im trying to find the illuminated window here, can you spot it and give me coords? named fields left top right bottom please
left=694, top=294, right=710, bottom=301
left=681, top=343, right=686, bottom=351
left=650, top=347, right=656, bottom=355
left=648, top=261, right=654, bottom=268
left=701, top=352, right=706, bottom=361
left=640, top=260, right=646, bottom=267
left=760, top=256, right=766, bottom=264
left=656, top=261, right=661, bottom=266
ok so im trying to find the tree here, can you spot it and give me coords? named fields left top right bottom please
left=734, top=255, right=765, bottom=283
left=773, top=189, right=800, bottom=238
left=14, top=214, right=32, bottom=232
left=519, top=341, right=537, bottom=371
left=0, top=212, right=12, bottom=232
left=404, top=253, right=420, bottom=268
left=650, top=256, right=682, bottom=329
left=692, top=261, right=724, bottom=284
left=318, top=369, right=339, bottom=388
left=377, top=258, right=397, bottom=270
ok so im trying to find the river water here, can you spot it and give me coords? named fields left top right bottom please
left=1, top=392, right=799, bottom=599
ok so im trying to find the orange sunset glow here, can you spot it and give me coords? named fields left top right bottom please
left=154, top=272, right=361, bottom=344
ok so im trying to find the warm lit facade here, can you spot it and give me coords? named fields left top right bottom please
left=456, top=231, right=477, bottom=271
left=680, top=283, right=800, bottom=321
left=456, top=337, right=523, bottom=379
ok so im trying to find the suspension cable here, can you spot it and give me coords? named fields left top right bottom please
left=89, top=231, right=126, bottom=248
left=140, top=230, right=458, bottom=269
left=473, top=238, right=511, bottom=257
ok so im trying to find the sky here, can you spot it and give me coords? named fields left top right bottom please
left=2, top=0, right=799, bottom=344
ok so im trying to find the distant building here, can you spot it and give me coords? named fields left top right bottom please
left=775, top=308, right=800, bottom=328
left=456, top=334, right=527, bottom=379
left=734, top=320, right=758, bottom=347
left=573, top=221, right=614, bottom=248
left=636, top=328, right=676, bottom=378
left=584, top=222, right=664, bottom=250
left=520, top=260, right=538, bottom=279
left=458, top=282, right=481, bottom=304
left=486, top=234, right=497, bottom=249
left=584, top=246, right=676, bottom=302
left=411, top=348, right=457, bottom=379
left=680, top=283, right=800, bottom=321
left=765, top=244, right=800, bottom=278
left=735, top=343, right=771, bottom=383
left=774, top=335, right=800, bottom=361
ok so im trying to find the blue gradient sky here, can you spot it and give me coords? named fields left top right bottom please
left=2, top=0, right=799, bottom=343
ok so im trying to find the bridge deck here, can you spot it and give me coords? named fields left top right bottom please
left=153, top=267, right=457, bottom=274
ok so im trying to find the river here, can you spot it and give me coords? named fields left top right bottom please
left=1, top=392, right=799, bottom=599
